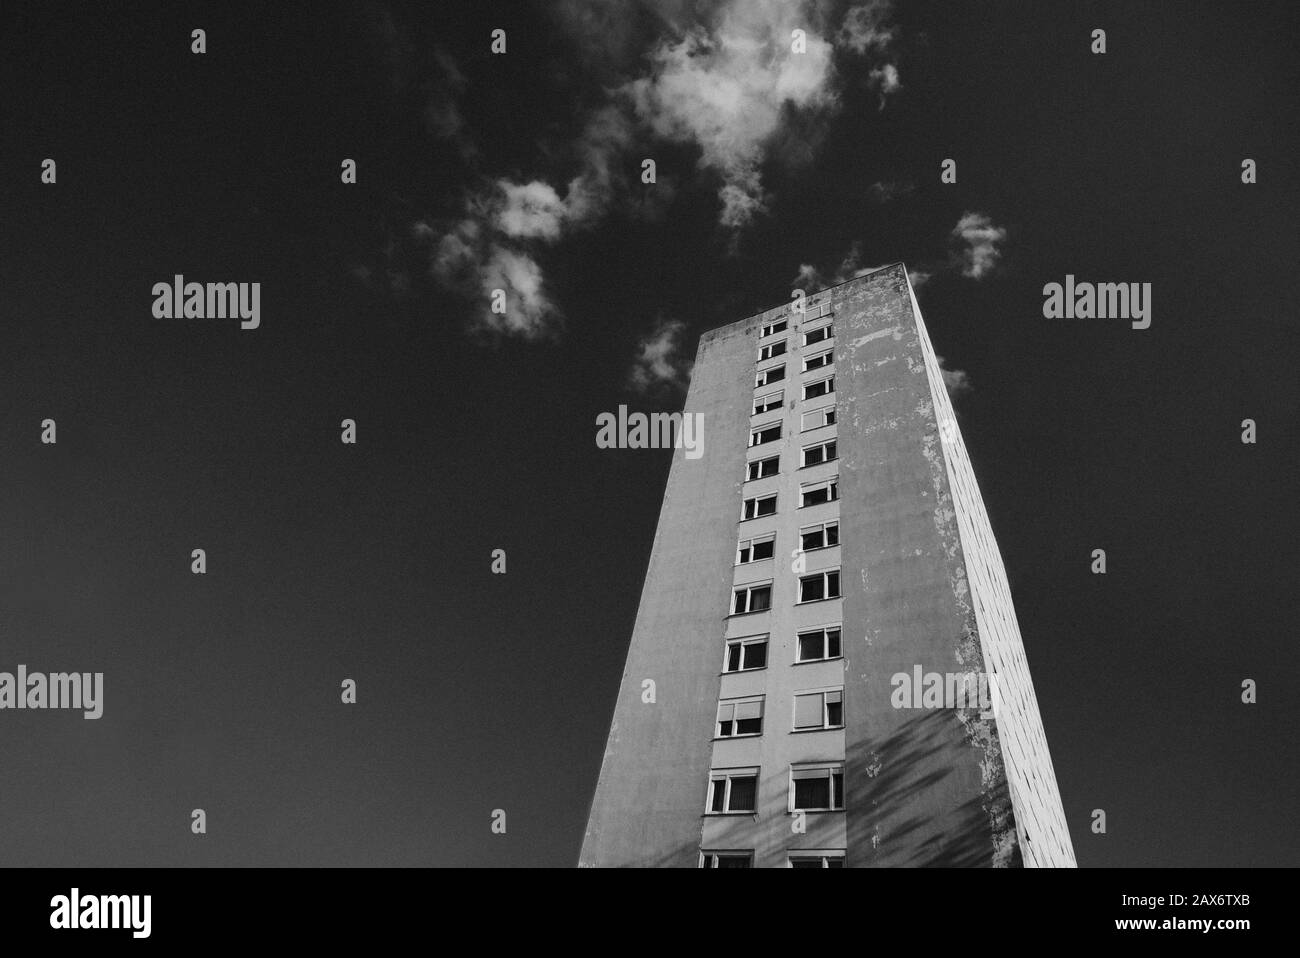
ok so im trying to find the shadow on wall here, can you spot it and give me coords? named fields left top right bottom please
left=845, top=708, right=1019, bottom=868
left=589, top=709, right=1018, bottom=868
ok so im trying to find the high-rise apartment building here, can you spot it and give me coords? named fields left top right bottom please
left=582, top=265, right=1076, bottom=868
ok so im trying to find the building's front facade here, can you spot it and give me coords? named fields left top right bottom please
left=582, top=265, right=1076, bottom=868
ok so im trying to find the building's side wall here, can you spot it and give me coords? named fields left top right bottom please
left=834, top=265, right=1018, bottom=866
left=579, top=323, right=752, bottom=867
left=908, top=281, right=1078, bottom=867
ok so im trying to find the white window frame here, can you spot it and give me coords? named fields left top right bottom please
left=742, top=493, right=777, bottom=521
left=732, top=581, right=773, bottom=615
left=802, top=349, right=833, bottom=373
left=759, top=319, right=788, bottom=338
left=736, top=533, right=776, bottom=564
left=802, top=320, right=834, bottom=346
left=755, top=364, right=786, bottom=388
left=723, top=634, right=769, bottom=673
left=792, top=687, right=844, bottom=731
left=797, top=568, right=841, bottom=603
left=753, top=390, right=783, bottom=415
left=802, top=375, right=835, bottom=401
left=787, top=852, right=844, bottom=868
left=801, top=439, right=837, bottom=468
left=759, top=340, right=787, bottom=361
left=788, top=763, right=845, bottom=813
left=700, top=850, right=754, bottom=868
left=749, top=421, right=782, bottom=448
left=799, top=520, right=839, bottom=551
left=800, top=405, right=836, bottom=431
left=746, top=455, right=780, bottom=482
left=799, top=476, right=839, bottom=507
left=708, top=768, right=760, bottom=814
left=800, top=300, right=833, bottom=321
left=795, top=625, right=842, bottom=663
left=716, top=695, right=765, bottom=738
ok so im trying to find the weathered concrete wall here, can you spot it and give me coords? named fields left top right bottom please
left=908, top=280, right=1077, bottom=866
left=579, top=322, right=752, bottom=867
left=835, top=264, right=1018, bottom=866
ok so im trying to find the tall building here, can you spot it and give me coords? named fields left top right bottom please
left=582, top=265, right=1076, bottom=868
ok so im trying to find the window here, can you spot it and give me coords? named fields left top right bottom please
left=759, top=340, right=787, bottom=361
left=742, top=493, right=777, bottom=520
left=803, top=322, right=833, bottom=346
left=732, top=582, right=772, bottom=614
left=800, top=520, right=839, bottom=551
left=796, top=626, right=842, bottom=663
left=708, top=769, right=759, bottom=813
left=753, top=391, right=783, bottom=415
left=701, top=851, right=754, bottom=868
left=749, top=422, right=781, bottom=447
left=736, top=534, right=775, bottom=564
left=755, top=365, right=785, bottom=388
left=790, top=764, right=844, bottom=812
left=716, top=696, right=764, bottom=738
left=801, top=440, right=837, bottom=467
left=801, top=406, right=836, bottom=431
left=724, top=635, right=769, bottom=673
left=759, top=319, right=787, bottom=338
left=803, top=350, right=833, bottom=372
left=746, top=455, right=779, bottom=481
left=800, top=477, right=839, bottom=507
left=800, top=300, right=832, bottom=321
left=803, top=376, right=834, bottom=400
left=789, top=853, right=844, bottom=868
left=793, top=689, right=844, bottom=730
left=798, top=569, right=840, bottom=603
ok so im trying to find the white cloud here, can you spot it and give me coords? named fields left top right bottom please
left=838, top=0, right=895, bottom=53
left=936, top=354, right=972, bottom=398
left=431, top=216, right=562, bottom=341
left=478, top=246, right=561, bottom=339
left=492, top=180, right=568, bottom=240
left=950, top=211, right=1008, bottom=279
left=869, top=62, right=901, bottom=96
left=792, top=241, right=888, bottom=291
left=624, top=0, right=839, bottom=231
left=628, top=317, right=693, bottom=394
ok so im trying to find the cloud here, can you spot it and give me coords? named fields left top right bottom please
left=868, top=62, right=901, bottom=105
left=628, top=317, right=693, bottom=394
left=792, top=241, right=888, bottom=291
left=422, top=50, right=476, bottom=160
left=935, top=354, right=972, bottom=399
left=624, top=0, right=841, bottom=231
left=430, top=215, right=563, bottom=341
left=908, top=269, right=932, bottom=289
left=492, top=180, right=568, bottom=241
left=563, top=105, right=637, bottom=226
left=867, top=179, right=914, bottom=204
left=950, top=211, right=1007, bottom=279
left=838, top=0, right=895, bottom=53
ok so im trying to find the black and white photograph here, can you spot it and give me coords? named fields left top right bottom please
left=0, top=0, right=1295, bottom=941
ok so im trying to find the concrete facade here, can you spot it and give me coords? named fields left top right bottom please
left=581, top=265, right=1075, bottom=867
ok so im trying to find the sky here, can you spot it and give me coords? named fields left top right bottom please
left=0, top=0, right=1296, bottom=866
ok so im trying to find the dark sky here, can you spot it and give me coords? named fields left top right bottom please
left=0, top=0, right=1295, bottom=866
